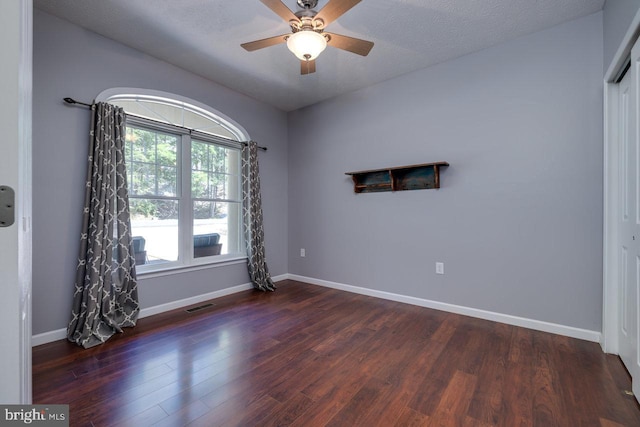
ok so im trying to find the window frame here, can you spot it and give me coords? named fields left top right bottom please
left=97, top=89, right=250, bottom=275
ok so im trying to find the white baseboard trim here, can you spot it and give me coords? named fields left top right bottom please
left=138, top=282, right=254, bottom=318
left=271, top=274, right=289, bottom=283
left=32, top=280, right=266, bottom=347
left=33, top=273, right=599, bottom=346
left=286, top=274, right=602, bottom=343
left=32, top=328, right=67, bottom=347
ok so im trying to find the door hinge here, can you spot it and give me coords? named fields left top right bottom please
left=0, top=186, right=15, bottom=227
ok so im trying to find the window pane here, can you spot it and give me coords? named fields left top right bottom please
left=125, top=126, right=179, bottom=197
left=129, top=128, right=156, bottom=162
left=193, top=201, right=241, bottom=257
left=192, top=141, right=241, bottom=201
left=184, top=110, right=237, bottom=140
left=130, top=199, right=179, bottom=265
left=211, top=172, right=235, bottom=199
left=157, top=135, right=178, bottom=166
left=209, top=144, right=228, bottom=173
left=191, top=170, right=209, bottom=199
left=191, top=142, right=209, bottom=171
left=112, top=97, right=241, bottom=141
left=158, top=166, right=178, bottom=196
left=131, top=163, right=156, bottom=196
left=112, top=100, right=176, bottom=125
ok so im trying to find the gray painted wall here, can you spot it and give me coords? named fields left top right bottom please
left=34, top=8, right=605, bottom=337
left=603, top=0, right=640, bottom=72
left=288, top=13, right=604, bottom=331
left=32, top=10, right=288, bottom=335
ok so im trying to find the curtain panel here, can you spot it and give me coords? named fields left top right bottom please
left=67, top=102, right=139, bottom=348
left=242, top=141, right=275, bottom=291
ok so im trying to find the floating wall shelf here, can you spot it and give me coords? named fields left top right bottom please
left=345, top=162, right=449, bottom=194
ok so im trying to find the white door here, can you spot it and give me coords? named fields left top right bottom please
left=0, top=0, right=32, bottom=403
left=619, top=37, right=640, bottom=399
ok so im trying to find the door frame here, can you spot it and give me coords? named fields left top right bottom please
left=0, top=0, right=33, bottom=403
left=18, top=0, right=33, bottom=403
left=604, top=9, right=640, bottom=354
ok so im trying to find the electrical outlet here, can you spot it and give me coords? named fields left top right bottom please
left=300, top=248, right=306, bottom=257
left=436, top=262, right=444, bottom=275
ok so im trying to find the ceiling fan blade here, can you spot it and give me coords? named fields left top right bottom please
left=301, top=59, right=316, bottom=75
left=314, top=0, right=361, bottom=27
left=241, top=34, right=289, bottom=52
left=260, top=0, right=299, bottom=23
left=325, top=32, right=374, bottom=56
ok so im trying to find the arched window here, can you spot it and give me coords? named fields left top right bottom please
left=96, top=89, right=249, bottom=271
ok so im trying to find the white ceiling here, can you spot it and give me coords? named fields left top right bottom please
left=34, top=0, right=604, bottom=112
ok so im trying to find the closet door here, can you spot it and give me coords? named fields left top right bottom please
left=619, top=36, right=640, bottom=399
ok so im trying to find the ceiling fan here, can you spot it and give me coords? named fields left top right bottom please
left=241, top=0, right=374, bottom=75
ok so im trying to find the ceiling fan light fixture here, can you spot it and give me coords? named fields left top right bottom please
left=286, top=30, right=327, bottom=61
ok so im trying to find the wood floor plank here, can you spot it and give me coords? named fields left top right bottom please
left=151, top=400, right=211, bottom=427
left=463, top=415, right=498, bottom=427
left=292, top=370, right=371, bottom=426
left=394, top=406, right=431, bottom=426
left=188, top=393, right=278, bottom=427
left=359, top=390, right=413, bottom=427
left=429, top=370, right=478, bottom=426
left=602, top=353, right=640, bottom=426
left=32, top=280, right=640, bottom=426
left=407, top=319, right=478, bottom=416
left=531, top=333, right=567, bottom=426
left=324, top=376, right=395, bottom=426
left=466, top=322, right=512, bottom=425
left=500, top=327, right=535, bottom=427
left=111, top=404, right=168, bottom=427
left=555, top=338, right=609, bottom=426
left=600, top=418, right=628, bottom=427
left=256, top=392, right=314, bottom=426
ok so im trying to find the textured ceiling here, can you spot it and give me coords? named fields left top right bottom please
left=34, top=0, right=604, bottom=111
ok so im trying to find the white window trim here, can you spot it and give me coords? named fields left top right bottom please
left=136, top=256, right=248, bottom=279
left=97, top=89, right=250, bottom=275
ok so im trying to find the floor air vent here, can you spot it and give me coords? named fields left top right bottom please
left=185, top=303, right=214, bottom=313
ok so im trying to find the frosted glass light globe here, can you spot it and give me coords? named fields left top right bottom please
left=286, top=30, right=327, bottom=61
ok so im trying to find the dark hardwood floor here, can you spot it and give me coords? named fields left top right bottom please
left=33, top=280, right=640, bottom=426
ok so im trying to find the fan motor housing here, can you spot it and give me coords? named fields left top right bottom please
left=297, top=0, right=319, bottom=9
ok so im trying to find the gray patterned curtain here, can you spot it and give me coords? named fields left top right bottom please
left=67, top=102, right=139, bottom=348
left=242, top=141, right=275, bottom=291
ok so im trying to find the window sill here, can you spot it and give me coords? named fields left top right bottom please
left=136, top=254, right=248, bottom=279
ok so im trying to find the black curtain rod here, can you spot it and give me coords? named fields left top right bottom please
left=64, top=97, right=93, bottom=108
left=62, top=97, right=267, bottom=151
